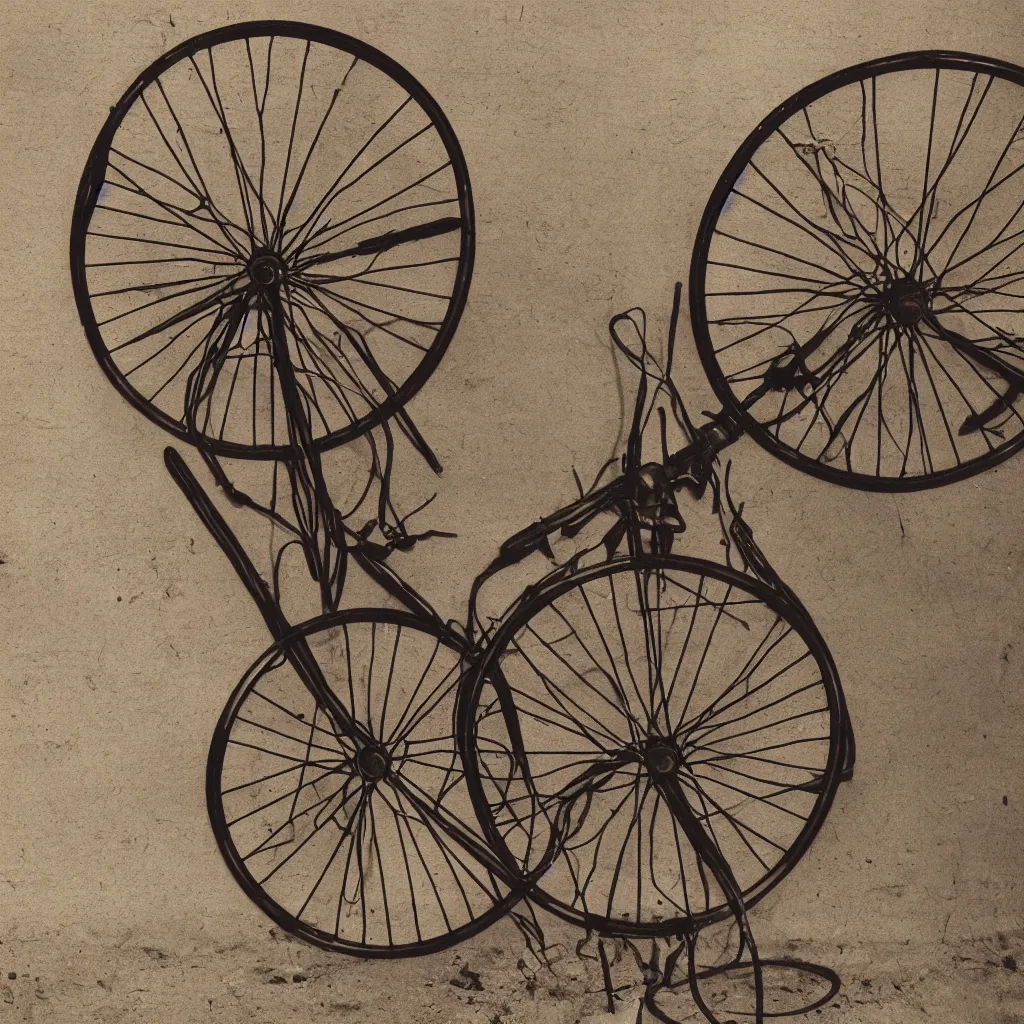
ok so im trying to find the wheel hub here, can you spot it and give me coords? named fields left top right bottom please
left=356, top=745, right=391, bottom=782
left=643, top=741, right=680, bottom=776
left=884, top=278, right=929, bottom=327
left=248, top=251, right=286, bottom=289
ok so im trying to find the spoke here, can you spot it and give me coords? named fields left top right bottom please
left=300, top=196, right=457, bottom=257
left=86, top=229, right=236, bottom=259
left=712, top=227, right=861, bottom=283
left=286, top=300, right=380, bottom=429
left=221, top=759, right=313, bottom=797
left=302, top=279, right=433, bottom=351
left=934, top=171, right=1024, bottom=282
left=391, top=775, right=505, bottom=899
left=291, top=161, right=454, bottom=262
left=386, top=644, right=458, bottom=747
left=86, top=256, right=236, bottom=271
left=187, top=50, right=270, bottom=248
left=705, top=256, right=849, bottom=289
left=90, top=267, right=233, bottom=300
left=636, top=567, right=668, bottom=730
left=570, top=770, right=641, bottom=905
left=103, top=159, right=248, bottom=255
left=147, top=320, right=226, bottom=403
left=606, top=571, right=654, bottom=730
left=647, top=793, right=693, bottom=917
left=691, top=703, right=832, bottom=752
left=879, top=73, right=995, bottom=276
left=677, top=775, right=779, bottom=868
left=674, top=584, right=734, bottom=734
left=679, top=616, right=794, bottom=732
left=506, top=637, right=626, bottom=750
left=521, top=617, right=645, bottom=742
left=688, top=742, right=828, bottom=773
left=377, top=789, right=438, bottom=942
left=691, top=767, right=816, bottom=820
left=778, top=122, right=884, bottom=262
left=245, top=777, right=362, bottom=869
left=284, top=95, right=415, bottom=256
left=233, top=712, right=349, bottom=758
left=292, top=785, right=362, bottom=921
left=743, top=159, right=876, bottom=281
left=546, top=589, right=646, bottom=741
left=686, top=677, right=823, bottom=746
left=147, top=81, right=251, bottom=258
left=917, top=325, right=1020, bottom=445
left=602, top=776, right=652, bottom=923
left=271, top=39, right=312, bottom=247
left=245, top=35, right=274, bottom=242
left=661, top=572, right=706, bottom=718
left=289, top=281, right=424, bottom=406
left=299, top=215, right=463, bottom=270
left=108, top=146, right=211, bottom=214
left=276, top=58, right=355, bottom=241
left=574, top=583, right=642, bottom=736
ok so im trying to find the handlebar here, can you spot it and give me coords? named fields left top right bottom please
left=498, top=475, right=630, bottom=562
left=497, top=412, right=742, bottom=566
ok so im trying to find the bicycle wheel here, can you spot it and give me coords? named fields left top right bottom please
left=461, top=555, right=843, bottom=938
left=72, top=21, right=474, bottom=459
left=208, top=609, right=518, bottom=957
left=692, top=52, right=1024, bottom=491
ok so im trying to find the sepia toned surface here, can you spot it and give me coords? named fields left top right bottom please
left=1, top=0, right=1022, bottom=1020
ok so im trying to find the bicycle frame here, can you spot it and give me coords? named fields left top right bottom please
left=166, top=442, right=555, bottom=898
left=80, top=34, right=1024, bottom=1020
left=472, top=285, right=816, bottom=616
left=167, top=276, right=852, bottom=1023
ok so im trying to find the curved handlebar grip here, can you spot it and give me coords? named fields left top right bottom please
left=663, top=413, right=743, bottom=481
left=498, top=519, right=553, bottom=562
left=498, top=475, right=629, bottom=564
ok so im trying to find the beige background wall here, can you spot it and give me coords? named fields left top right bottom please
left=1, top=1, right=1022, bottom=1020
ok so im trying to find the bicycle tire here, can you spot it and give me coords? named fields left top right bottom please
left=691, top=51, right=1024, bottom=490
left=72, top=20, right=474, bottom=459
left=208, top=607, right=521, bottom=957
left=460, top=554, right=844, bottom=938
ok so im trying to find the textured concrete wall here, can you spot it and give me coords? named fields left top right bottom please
left=1, top=1, right=1022, bottom=1020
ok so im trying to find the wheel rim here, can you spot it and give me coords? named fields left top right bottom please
left=208, top=610, right=518, bottom=957
left=462, top=556, right=842, bottom=938
left=691, top=51, right=1024, bottom=491
left=72, top=21, right=474, bottom=458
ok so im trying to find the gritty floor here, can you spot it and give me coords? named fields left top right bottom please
left=0, top=925, right=1021, bottom=1022
left=2, top=1, right=1024, bottom=1022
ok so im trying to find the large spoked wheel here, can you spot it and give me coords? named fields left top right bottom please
left=72, top=20, right=474, bottom=458
left=461, top=555, right=843, bottom=938
left=208, top=609, right=518, bottom=957
left=692, top=51, right=1024, bottom=490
